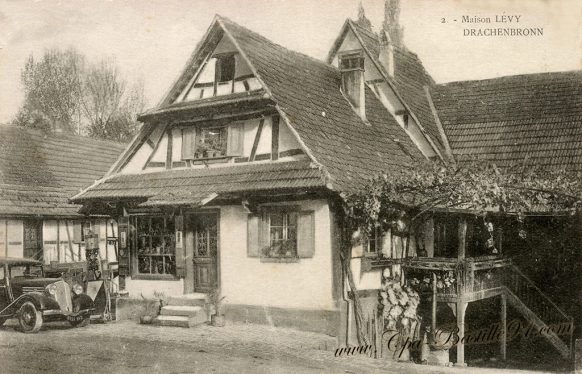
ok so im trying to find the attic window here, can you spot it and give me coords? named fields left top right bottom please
left=181, top=53, right=261, bottom=101
left=217, top=54, right=236, bottom=82
left=339, top=53, right=365, bottom=71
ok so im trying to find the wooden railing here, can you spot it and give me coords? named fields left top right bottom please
left=402, top=256, right=512, bottom=298
left=502, top=264, right=574, bottom=353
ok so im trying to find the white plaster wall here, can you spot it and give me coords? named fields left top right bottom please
left=278, top=121, right=300, bottom=152
left=171, top=128, right=183, bottom=162
left=150, top=134, right=168, bottom=163
left=220, top=200, right=336, bottom=310
left=122, top=143, right=152, bottom=174
left=6, top=220, right=23, bottom=258
left=255, top=117, right=272, bottom=156
left=125, top=277, right=184, bottom=298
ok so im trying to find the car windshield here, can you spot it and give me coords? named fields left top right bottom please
left=10, top=264, right=44, bottom=278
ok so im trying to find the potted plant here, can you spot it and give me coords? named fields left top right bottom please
left=209, top=288, right=226, bottom=327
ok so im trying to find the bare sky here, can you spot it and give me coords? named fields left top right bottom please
left=1, top=0, right=581, bottom=123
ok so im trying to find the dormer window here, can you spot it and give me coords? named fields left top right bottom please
left=340, top=53, right=364, bottom=71
left=339, top=51, right=366, bottom=119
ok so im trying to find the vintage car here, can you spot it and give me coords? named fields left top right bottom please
left=0, top=257, right=94, bottom=333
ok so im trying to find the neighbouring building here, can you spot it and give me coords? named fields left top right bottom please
left=0, top=125, right=126, bottom=272
left=70, top=5, right=582, bottom=368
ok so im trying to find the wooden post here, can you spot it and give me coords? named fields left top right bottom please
left=432, top=272, right=437, bottom=334
left=458, top=217, right=467, bottom=260
left=456, top=301, right=468, bottom=367
left=501, top=293, right=507, bottom=361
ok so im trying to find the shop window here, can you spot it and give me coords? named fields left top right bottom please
left=134, top=216, right=176, bottom=276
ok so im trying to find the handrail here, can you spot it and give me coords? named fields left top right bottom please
left=508, top=265, right=570, bottom=321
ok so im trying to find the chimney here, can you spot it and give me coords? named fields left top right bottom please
left=378, top=31, right=395, bottom=78
left=339, top=52, right=366, bottom=119
left=383, top=0, right=404, bottom=48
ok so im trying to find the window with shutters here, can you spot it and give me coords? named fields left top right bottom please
left=181, top=122, right=244, bottom=160
left=247, top=207, right=315, bottom=262
left=264, top=211, right=298, bottom=259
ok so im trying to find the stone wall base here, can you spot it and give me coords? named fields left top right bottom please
left=224, top=304, right=341, bottom=337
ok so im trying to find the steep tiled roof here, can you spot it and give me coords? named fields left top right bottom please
left=0, top=126, right=126, bottom=217
left=74, top=161, right=327, bottom=204
left=432, top=71, right=582, bottom=170
left=347, top=21, right=444, bottom=155
left=217, top=16, right=422, bottom=192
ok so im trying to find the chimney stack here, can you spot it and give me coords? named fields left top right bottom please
left=383, top=0, right=404, bottom=48
left=378, top=31, right=395, bottom=78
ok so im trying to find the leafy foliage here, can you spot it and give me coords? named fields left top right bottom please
left=14, top=48, right=145, bottom=142
left=344, top=160, right=582, bottom=235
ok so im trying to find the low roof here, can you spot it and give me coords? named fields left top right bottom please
left=0, top=126, right=126, bottom=217
left=0, top=257, right=42, bottom=266
left=432, top=71, right=582, bottom=170
left=72, top=160, right=328, bottom=205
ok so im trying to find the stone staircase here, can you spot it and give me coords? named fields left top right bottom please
left=154, top=293, right=208, bottom=328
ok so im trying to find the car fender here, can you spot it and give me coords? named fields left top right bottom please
left=73, top=294, right=94, bottom=311
left=1, top=292, right=60, bottom=316
left=17, top=292, right=61, bottom=311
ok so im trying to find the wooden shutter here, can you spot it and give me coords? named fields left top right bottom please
left=181, top=127, right=196, bottom=160
left=72, top=222, right=82, bottom=243
left=227, top=123, right=244, bottom=156
left=175, top=215, right=185, bottom=277
left=247, top=214, right=260, bottom=257
left=117, top=217, right=130, bottom=276
left=297, top=211, right=315, bottom=258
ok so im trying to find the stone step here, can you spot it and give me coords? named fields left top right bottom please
left=154, top=309, right=208, bottom=328
left=167, top=293, right=207, bottom=307
left=160, top=305, right=204, bottom=317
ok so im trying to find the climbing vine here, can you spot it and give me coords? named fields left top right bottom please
left=343, top=160, right=582, bottom=236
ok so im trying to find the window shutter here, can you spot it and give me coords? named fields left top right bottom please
left=227, top=123, right=244, bottom=156
left=297, top=211, right=315, bottom=258
left=117, top=217, right=130, bottom=276
left=73, top=223, right=82, bottom=244
left=247, top=214, right=260, bottom=257
left=181, top=127, right=196, bottom=160
left=175, top=215, right=186, bottom=278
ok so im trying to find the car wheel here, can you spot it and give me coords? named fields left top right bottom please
left=18, top=302, right=42, bottom=333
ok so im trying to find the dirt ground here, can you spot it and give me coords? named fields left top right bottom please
left=0, top=319, right=549, bottom=374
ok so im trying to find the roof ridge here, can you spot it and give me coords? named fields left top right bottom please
left=0, top=124, right=127, bottom=148
left=216, top=14, right=338, bottom=73
left=438, top=69, right=582, bottom=87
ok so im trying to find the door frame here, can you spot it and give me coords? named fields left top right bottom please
left=185, top=209, right=220, bottom=294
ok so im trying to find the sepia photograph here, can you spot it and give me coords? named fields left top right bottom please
left=0, top=0, right=582, bottom=372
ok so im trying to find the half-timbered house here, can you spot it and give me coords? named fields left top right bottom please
left=0, top=125, right=125, bottom=272
left=70, top=8, right=581, bottom=367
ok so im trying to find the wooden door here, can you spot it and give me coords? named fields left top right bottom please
left=23, top=220, right=43, bottom=261
left=191, top=213, right=218, bottom=293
